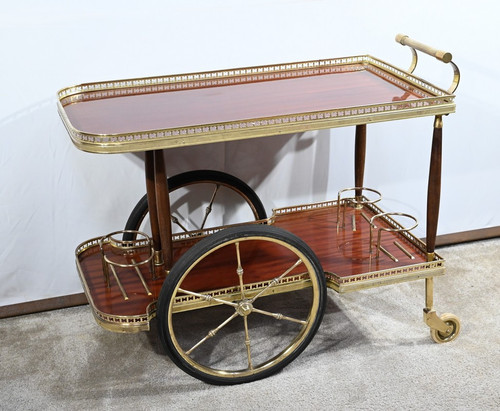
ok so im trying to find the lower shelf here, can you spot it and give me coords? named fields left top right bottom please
left=270, top=200, right=445, bottom=292
left=76, top=238, right=161, bottom=333
left=75, top=197, right=445, bottom=332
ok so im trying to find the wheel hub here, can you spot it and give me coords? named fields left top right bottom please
left=236, top=300, right=253, bottom=317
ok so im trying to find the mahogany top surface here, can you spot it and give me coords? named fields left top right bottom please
left=63, top=68, right=421, bottom=135
left=58, top=56, right=455, bottom=153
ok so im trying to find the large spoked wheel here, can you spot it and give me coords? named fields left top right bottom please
left=123, top=170, right=267, bottom=241
left=157, top=225, right=327, bottom=385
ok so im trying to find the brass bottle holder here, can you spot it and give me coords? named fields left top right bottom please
left=336, top=187, right=382, bottom=231
left=336, top=187, right=419, bottom=263
left=99, top=230, right=154, bottom=300
left=369, top=212, right=418, bottom=262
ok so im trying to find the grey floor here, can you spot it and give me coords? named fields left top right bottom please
left=1, top=239, right=499, bottom=410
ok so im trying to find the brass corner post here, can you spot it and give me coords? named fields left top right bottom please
left=425, top=277, right=434, bottom=312
left=424, top=276, right=452, bottom=335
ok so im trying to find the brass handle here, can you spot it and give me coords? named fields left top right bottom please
left=395, top=34, right=459, bottom=94
left=396, top=34, right=452, bottom=63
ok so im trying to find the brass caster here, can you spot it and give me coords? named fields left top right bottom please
left=429, top=313, right=461, bottom=344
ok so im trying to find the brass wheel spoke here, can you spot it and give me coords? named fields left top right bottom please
left=171, top=215, right=189, bottom=233
left=250, top=258, right=303, bottom=303
left=243, top=316, right=253, bottom=370
left=186, top=312, right=239, bottom=355
left=200, top=184, right=220, bottom=230
left=252, top=307, right=307, bottom=325
left=178, top=288, right=239, bottom=308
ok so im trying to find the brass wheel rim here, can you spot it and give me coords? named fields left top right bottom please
left=167, top=236, right=322, bottom=379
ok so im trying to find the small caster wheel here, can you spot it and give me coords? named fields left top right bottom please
left=430, top=313, right=460, bottom=343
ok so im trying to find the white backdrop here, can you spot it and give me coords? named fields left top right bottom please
left=1, top=0, right=499, bottom=306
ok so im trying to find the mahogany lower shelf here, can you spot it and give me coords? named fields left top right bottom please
left=76, top=199, right=445, bottom=332
left=271, top=201, right=444, bottom=292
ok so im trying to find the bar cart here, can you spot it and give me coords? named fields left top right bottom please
left=58, top=34, right=461, bottom=385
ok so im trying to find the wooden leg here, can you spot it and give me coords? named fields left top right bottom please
left=153, top=150, right=173, bottom=270
left=426, top=115, right=443, bottom=259
left=354, top=124, right=367, bottom=198
left=423, top=120, right=461, bottom=342
left=145, top=151, right=163, bottom=269
left=145, top=150, right=173, bottom=273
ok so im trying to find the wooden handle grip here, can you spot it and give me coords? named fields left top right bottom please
left=396, top=34, right=453, bottom=63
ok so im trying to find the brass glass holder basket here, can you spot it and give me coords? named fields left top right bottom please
left=336, top=187, right=382, bottom=230
left=369, top=212, right=419, bottom=262
left=99, top=230, right=154, bottom=300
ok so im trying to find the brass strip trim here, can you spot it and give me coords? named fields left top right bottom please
left=58, top=54, right=451, bottom=102
left=92, top=311, right=151, bottom=333
left=327, top=264, right=445, bottom=293
left=364, top=56, right=452, bottom=96
left=59, top=99, right=456, bottom=154
left=273, top=199, right=339, bottom=216
left=58, top=57, right=370, bottom=100
left=171, top=219, right=267, bottom=242
left=334, top=260, right=445, bottom=285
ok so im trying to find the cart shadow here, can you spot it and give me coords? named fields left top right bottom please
left=142, top=290, right=419, bottom=359
left=127, top=129, right=332, bottom=215
left=55, top=290, right=435, bottom=401
left=143, top=291, right=375, bottom=366
left=297, top=293, right=372, bottom=358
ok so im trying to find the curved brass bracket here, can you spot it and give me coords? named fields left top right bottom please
left=447, top=61, right=460, bottom=94
left=396, top=34, right=460, bottom=94
left=407, top=46, right=418, bottom=74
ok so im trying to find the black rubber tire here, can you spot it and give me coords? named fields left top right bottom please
left=157, top=225, right=326, bottom=385
left=123, top=170, right=267, bottom=241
